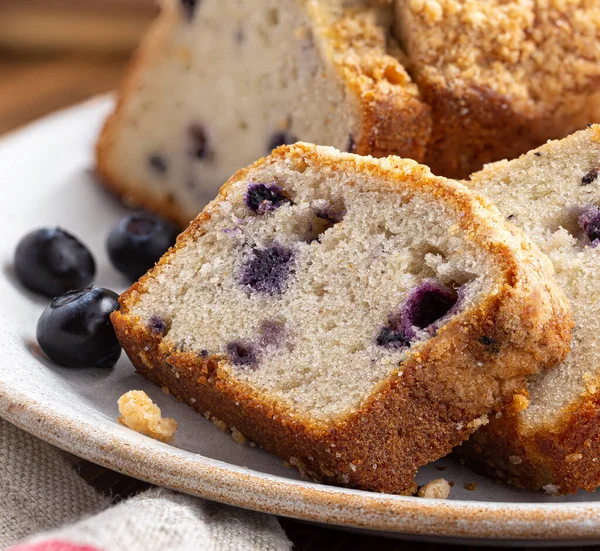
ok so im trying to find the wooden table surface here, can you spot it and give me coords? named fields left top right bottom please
left=0, top=52, right=593, bottom=551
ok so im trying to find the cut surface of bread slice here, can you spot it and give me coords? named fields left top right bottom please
left=97, top=0, right=600, bottom=226
left=395, top=0, right=600, bottom=179
left=97, top=0, right=430, bottom=227
left=112, top=143, right=571, bottom=493
left=462, top=126, right=600, bottom=494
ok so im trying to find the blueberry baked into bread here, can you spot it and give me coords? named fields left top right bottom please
left=462, top=126, right=600, bottom=494
left=112, top=143, right=572, bottom=493
left=97, top=0, right=600, bottom=225
left=96, top=0, right=430, bottom=226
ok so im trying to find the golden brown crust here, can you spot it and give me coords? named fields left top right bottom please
left=95, top=2, right=432, bottom=227
left=421, top=82, right=591, bottom=180
left=459, top=391, right=600, bottom=494
left=112, top=143, right=572, bottom=494
left=95, top=3, right=189, bottom=227
left=322, top=8, right=431, bottom=160
left=354, top=81, right=430, bottom=159
left=456, top=125, right=600, bottom=494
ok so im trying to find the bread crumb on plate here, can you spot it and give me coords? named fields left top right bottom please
left=118, top=390, right=178, bottom=443
left=417, top=478, right=451, bottom=499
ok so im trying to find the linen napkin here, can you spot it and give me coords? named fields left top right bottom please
left=0, top=418, right=291, bottom=551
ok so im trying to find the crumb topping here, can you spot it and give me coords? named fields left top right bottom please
left=118, top=390, right=178, bottom=443
left=418, top=478, right=451, bottom=498
left=400, top=0, right=600, bottom=113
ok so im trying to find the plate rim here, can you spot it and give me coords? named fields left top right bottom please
left=2, top=97, right=600, bottom=543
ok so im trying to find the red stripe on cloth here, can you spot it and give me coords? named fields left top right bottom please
left=8, top=541, right=103, bottom=551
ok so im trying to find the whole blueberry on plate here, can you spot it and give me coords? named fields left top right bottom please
left=36, top=287, right=122, bottom=368
left=14, top=227, right=95, bottom=298
left=107, top=212, right=179, bottom=281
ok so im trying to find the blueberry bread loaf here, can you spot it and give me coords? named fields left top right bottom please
left=96, top=0, right=430, bottom=227
left=461, top=126, right=600, bottom=494
left=97, top=0, right=600, bottom=225
left=112, top=143, right=572, bottom=493
left=395, top=0, right=600, bottom=178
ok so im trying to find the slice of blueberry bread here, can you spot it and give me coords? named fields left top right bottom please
left=96, top=0, right=430, bottom=227
left=395, top=0, right=600, bottom=178
left=461, top=126, right=600, bottom=494
left=112, top=143, right=571, bottom=494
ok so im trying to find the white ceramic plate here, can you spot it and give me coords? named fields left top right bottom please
left=1, top=97, right=600, bottom=547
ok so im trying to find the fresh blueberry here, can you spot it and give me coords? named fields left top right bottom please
left=36, top=287, right=121, bottom=368
left=245, top=183, right=290, bottom=214
left=107, top=212, right=179, bottom=281
left=268, top=131, right=297, bottom=151
left=579, top=206, right=600, bottom=244
left=238, top=243, right=295, bottom=294
left=315, top=206, right=345, bottom=224
left=14, top=228, right=95, bottom=298
left=227, top=341, right=257, bottom=368
left=259, top=320, right=286, bottom=348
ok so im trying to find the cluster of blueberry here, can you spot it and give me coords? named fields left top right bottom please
left=14, top=213, right=180, bottom=369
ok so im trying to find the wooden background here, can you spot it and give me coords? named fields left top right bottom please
left=0, top=3, right=593, bottom=549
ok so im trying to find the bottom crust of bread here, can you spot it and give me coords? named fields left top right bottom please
left=459, top=392, right=600, bottom=494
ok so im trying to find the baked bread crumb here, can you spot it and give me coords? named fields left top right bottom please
left=418, top=478, right=451, bottom=499
left=118, top=390, right=178, bottom=443
left=112, top=142, right=572, bottom=493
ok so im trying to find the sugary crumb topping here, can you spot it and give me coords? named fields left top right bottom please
left=401, top=0, right=600, bottom=113
left=417, top=478, right=451, bottom=499
left=543, top=483, right=560, bottom=495
left=118, top=390, right=178, bottom=443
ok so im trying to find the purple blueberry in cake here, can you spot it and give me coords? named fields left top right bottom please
left=227, top=341, right=257, bottom=368
left=148, top=315, right=167, bottom=335
left=245, top=183, right=290, bottom=214
left=188, top=123, right=210, bottom=160
left=376, top=326, right=411, bottom=349
left=578, top=206, right=600, bottom=245
left=239, top=243, right=295, bottom=294
left=377, top=280, right=457, bottom=349
left=148, top=153, right=168, bottom=175
left=180, top=0, right=198, bottom=20
left=402, top=279, right=457, bottom=331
